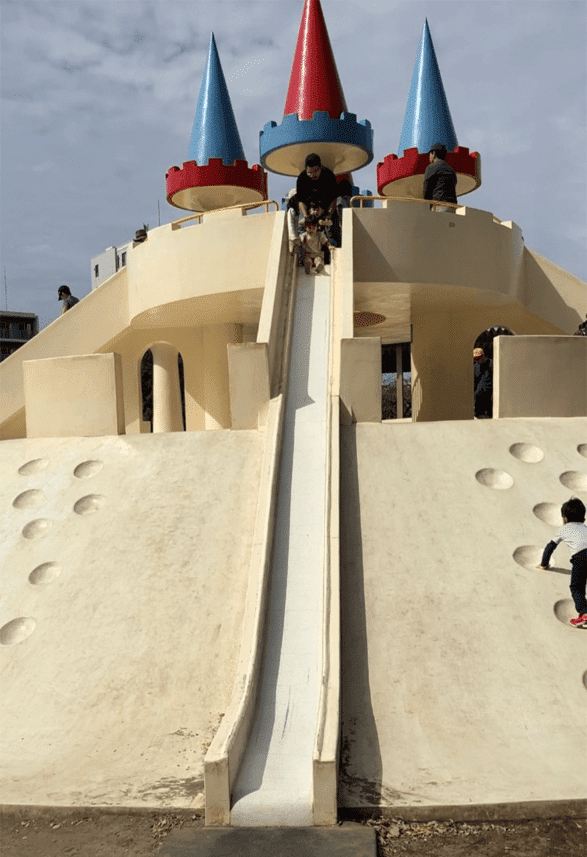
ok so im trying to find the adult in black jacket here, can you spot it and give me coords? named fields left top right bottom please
left=423, top=143, right=457, bottom=212
left=296, top=153, right=339, bottom=222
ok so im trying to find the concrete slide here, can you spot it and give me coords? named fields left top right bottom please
left=230, top=270, right=332, bottom=825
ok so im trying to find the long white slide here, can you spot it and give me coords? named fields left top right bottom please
left=230, top=270, right=331, bottom=825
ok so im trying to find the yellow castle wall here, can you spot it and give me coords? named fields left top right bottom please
left=1, top=204, right=585, bottom=440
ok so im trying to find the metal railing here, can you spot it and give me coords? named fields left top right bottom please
left=348, top=194, right=506, bottom=225
left=350, top=194, right=464, bottom=211
left=171, top=199, right=280, bottom=230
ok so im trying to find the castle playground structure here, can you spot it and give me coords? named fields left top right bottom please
left=1, top=0, right=586, bottom=845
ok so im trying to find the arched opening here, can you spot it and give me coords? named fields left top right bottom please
left=473, top=326, right=515, bottom=419
left=473, top=326, right=515, bottom=359
left=140, top=345, right=186, bottom=432
left=140, top=349, right=153, bottom=431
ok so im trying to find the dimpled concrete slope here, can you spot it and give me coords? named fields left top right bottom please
left=340, top=417, right=587, bottom=814
left=0, top=431, right=263, bottom=808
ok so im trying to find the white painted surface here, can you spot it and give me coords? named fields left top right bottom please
left=231, top=271, right=331, bottom=826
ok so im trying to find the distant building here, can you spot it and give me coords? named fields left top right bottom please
left=90, top=242, right=132, bottom=290
left=0, top=311, right=38, bottom=362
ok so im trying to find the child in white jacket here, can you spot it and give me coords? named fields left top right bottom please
left=537, top=497, right=587, bottom=626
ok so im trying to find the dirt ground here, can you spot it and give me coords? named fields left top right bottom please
left=1, top=810, right=585, bottom=857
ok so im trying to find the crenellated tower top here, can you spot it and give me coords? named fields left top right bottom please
left=259, top=0, right=372, bottom=177
left=378, top=20, right=481, bottom=199
left=166, top=34, right=267, bottom=212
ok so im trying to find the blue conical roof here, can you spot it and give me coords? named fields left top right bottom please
left=187, top=33, right=245, bottom=165
left=398, top=20, right=458, bottom=157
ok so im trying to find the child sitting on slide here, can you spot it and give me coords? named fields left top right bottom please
left=300, top=215, right=335, bottom=275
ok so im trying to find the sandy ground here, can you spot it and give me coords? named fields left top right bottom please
left=0, top=810, right=584, bottom=856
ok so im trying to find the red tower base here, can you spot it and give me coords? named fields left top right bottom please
left=166, top=159, right=268, bottom=213
left=377, top=146, right=481, bottom=199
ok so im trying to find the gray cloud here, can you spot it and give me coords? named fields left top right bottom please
left=1, top=0, right=585, bottom=328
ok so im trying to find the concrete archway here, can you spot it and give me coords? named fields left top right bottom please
left=473, top=326, right=515, bottom=418
left=140, top=344, right=186, bottom=433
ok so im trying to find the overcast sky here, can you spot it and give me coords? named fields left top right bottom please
left=1, top=0, right=585, bottom=329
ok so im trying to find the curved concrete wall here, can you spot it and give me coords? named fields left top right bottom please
left=352, top=204, right=524, bottom=300
left=127, top=214, right=274, bottom=325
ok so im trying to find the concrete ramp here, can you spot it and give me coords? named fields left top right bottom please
left=340, top=417, right=587, bottom=816
left=0, top=431, right=263, bottom=808
left=230, top=272, right=332, bottom=825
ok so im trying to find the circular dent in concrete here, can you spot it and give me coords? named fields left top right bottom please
left=533, top=503, right=562, bottom=526
left=12, top=489, right=46, bottom=510
left=577, top=444, right=587, bottom=458
left=29, top=562, right=62, bottom=585
left=513, top=545, right=542, bottom=568
left=74, top=460, right=104, bottom=479
left=18, top=458, right=49, bottom=475
left=509, top=443, right=544, bottom=463
left=559, top=471, right=587, bottom=491
left=73, top=494, right=105, bottom=515
left=22, top=518, right=53, bottom=540
left=553, top=598, right=582, bottom=626
left=0, top=617, right=36, bottom=645
left=475, top=468, right=514, bottom=490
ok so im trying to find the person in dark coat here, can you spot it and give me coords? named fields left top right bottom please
left=423, top=143, right=457, bottom=212
left=473, top=346, right=493, bottom=418
left=296, top=153, right=340, bottom=243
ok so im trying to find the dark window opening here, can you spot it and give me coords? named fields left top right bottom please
left=473, top=326, right=514, bottom=360
left=382, top=342, right=412, bottom=420
left=140, top=349, right=153, bottom=429
left=94, top=264, right=99, bottom=278
left=473, top=327, right=514, bottom=419
left=140, top=348, right=186, bottom=432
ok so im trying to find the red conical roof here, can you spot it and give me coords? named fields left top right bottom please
left=283, top=0, right=347, bottom=120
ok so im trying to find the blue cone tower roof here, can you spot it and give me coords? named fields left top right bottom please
left=187, top=33, right=245, bottom=165
left=398, top=19, right=458, bottom=157
left=166, top=33, right=267, bottom=212
left=377, top=19, right=480, bottom=199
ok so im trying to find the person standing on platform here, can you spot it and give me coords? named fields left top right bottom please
left=473, top=346, right=493, bottom=418
left=423, top=143, right=457, bottom=212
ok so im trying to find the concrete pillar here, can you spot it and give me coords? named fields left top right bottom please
left=396, top=343, right=404, bottom=419
left=23, top=353, right=125, bottom=438
left=228, top=343, right=270, bottom=429
left=340, top=338, right=382, bottom=424
left=151, top=342, right=183, bottom=433
left=203, top=324, right=241, bottom=430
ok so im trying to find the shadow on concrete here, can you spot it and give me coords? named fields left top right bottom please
left=339, top=426, right=384, bottom=808
left=523, top=249, right=583, bottom=333
left=352, top=217, right=396, bottom=283
left=545, top=566, right=571, bottom=577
